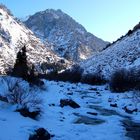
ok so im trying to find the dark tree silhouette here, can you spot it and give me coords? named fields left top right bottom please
left=12, top=46, right=29, bottom=80
left=110, top=68, right=140, bottom=92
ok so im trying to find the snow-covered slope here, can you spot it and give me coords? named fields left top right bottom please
left=81, top=24, right=140, bottom=79
left=0, top=6, right=70, bottom=74
left=25, top=9, right=108, bottom=62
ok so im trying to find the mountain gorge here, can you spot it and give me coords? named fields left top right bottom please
left=0, top=4, right=140, bottom=140
left=25, top=9, right=108, bottom=62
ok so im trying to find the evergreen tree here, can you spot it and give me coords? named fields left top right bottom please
left=12, top=46, right=29, bottom=80
left=12, top=45, right=44, bottom=87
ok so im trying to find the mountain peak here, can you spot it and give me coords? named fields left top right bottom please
left=25, top=9, right=108, bottom=62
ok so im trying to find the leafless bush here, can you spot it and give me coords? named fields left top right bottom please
left=110, top=68, right=140, bottom=92
left=81, top=73, right=106, bottom=85
left=3, top=77, right=43, bottom=112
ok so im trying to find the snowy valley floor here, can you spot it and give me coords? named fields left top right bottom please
left=0, top=79, right=140, bottom=140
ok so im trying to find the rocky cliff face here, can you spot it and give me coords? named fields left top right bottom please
left=0, top=6, right=70, bottom=74
left=25, top=9, right=108, bottom=62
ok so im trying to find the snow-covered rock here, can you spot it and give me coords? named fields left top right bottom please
left=0, top=5, right=70, bottom=74
left=25, top=9, right=108, bottom=62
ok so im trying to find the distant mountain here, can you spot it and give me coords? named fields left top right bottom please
left=81, top=22, right=140, bottom=79
left=25, top=9, right=108, bottom=62
left=0, top=5, right=70, bottom=74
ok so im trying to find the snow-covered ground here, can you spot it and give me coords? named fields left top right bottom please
left=0, top=77, right=140, bottom=140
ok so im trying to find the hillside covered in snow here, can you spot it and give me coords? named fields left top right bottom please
left=0, top=5, right=70, bottom=74
left=81, top=23, right=140, bottom=79
left=25, top=9, right=108, bottom=62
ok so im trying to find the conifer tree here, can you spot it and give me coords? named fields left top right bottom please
left=12, top=46, right=29, bottom=80
left=12, top=46, right=44, bottom=87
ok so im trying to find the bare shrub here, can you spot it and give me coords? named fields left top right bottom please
left=81, top=73, right=106, bottom=85
left=110, top=68, right=140, bottom=92
left=3, top=77, right=43, bottom=113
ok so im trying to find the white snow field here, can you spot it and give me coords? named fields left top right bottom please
left=0, top=76, right=139, bottom=140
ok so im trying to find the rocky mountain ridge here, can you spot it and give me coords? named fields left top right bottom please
left=25, top=9, right=108, bottom=62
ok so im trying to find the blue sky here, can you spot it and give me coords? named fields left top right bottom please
left=1, top=0, right=140, bottom=42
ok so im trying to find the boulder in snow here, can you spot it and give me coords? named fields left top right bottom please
left=29, top=128, right=51, bottom=140
left=60, top=99, right=80, bottom=108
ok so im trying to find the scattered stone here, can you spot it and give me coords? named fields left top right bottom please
left=49, top=103, right=55, bottom=106
left=16, top=108, right=40, bottom=120
left=60, top=99, right=80, bottom=108
left=87, top=112, right=98, bottom=116
left=29, top=128, right=51, bottom=140
left=96, top=91, right=100, bottom=94
left=67, top=92, right=73, bottom=95
left=110, top=103, right=118, bottom=108
left=60, top=119, right=64, bottom=122
left=123, top=106, right=138, bottom=114
left=108, top=98, right=112, bottom=102
left=0, top=95, right=8, bottom=102
left=89, top=88, right=98, bottom=91
left=59, top=112, right=63, bottom=115
left=96, top=92, right=101, bottom=96
left=73, top=112, right=80, bottom=116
